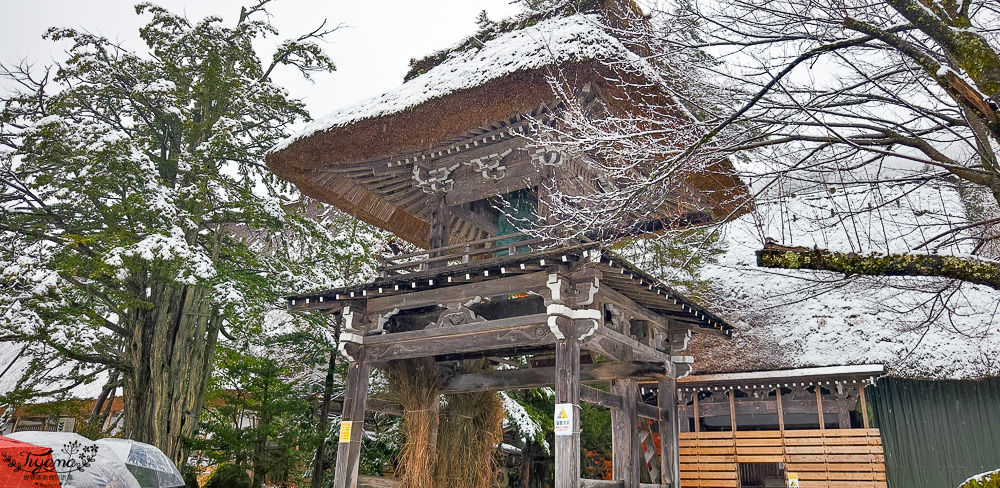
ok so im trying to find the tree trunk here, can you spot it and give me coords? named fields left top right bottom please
left=122, top=281, right=220, bottom=466
left=312, top=319, right=340, bottom=488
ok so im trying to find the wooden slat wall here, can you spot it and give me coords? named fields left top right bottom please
left=679, top=429, right=886, bottom=488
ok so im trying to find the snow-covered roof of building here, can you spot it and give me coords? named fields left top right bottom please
left=678, top=364, right=885, bottom=387
left=680, top=181, right=1000, bottom=380
left=273, top=13, right=643, bottom=152
left=265, top=3, right=746, bottom=247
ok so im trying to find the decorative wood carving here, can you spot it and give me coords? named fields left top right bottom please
left=605, top=303, right=628, bottom=334
left=466, top=148, right=512, bottom=181
left=541, top=273, right=572, bottom=306
left=428, top=301, right=485, bottom=328
left=413, top=162, right=460, bottom=193
left=530, top=146, right=565, bottom=166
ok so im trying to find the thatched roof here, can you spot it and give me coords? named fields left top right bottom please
left=267, top=3, right=747, bottom=247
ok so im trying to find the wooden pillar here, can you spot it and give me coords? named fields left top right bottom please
left=837, top=395, right=852, bottom=429
left=860, top=383, right=870, bottom=429
left=658, top=380, right=680, bottom=488
left=612, top=378, right=640, bottom=488
left=693, top=392, right=700, bottom=433
left=729, top=389, right=737, bottom=433
left=775, top=387, right=785, bottom=432
left=554, top=318, right=581, bottom=488
left=816, top=385, right=825, bottom=430
left=332, top=346, right=371, bottom=488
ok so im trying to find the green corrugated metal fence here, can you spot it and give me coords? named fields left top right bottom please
left=867, top=377, right=1000, bottom=488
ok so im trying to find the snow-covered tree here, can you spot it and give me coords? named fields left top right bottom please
left=0, top=1, right=379, bottom=464
left=529, top=0, right=1000, bottom=284
left=504, top=0, right=999, bottom=364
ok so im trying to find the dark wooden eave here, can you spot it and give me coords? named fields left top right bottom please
left=285, top=244, right=733, bottom=336
left=676, top=364, right=886, bottom=390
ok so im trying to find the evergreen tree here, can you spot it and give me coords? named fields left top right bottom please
left=0, top=1, right=377, bottom=464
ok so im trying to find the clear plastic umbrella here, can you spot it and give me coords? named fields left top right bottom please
left=7, top=431, right=141, bottom=488
left=95, top=439, right=184, bottom=488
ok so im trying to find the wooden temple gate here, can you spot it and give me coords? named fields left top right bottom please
left=288, top=237, right=734, bottom=488
left=673, top=366, right=886, bottom=488
left=266, top=5, right=750, bottom=485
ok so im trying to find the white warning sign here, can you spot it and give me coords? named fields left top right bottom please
left=554, top=403, right=574, bottom=436
left=787, top=472, right=799, bottom=488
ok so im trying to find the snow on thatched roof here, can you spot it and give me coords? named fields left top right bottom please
left=683, top=181, right=1000, bottom=380
left=271, top=12, right=647, bottom=153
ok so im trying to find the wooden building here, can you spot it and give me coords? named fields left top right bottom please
left=672, top=365, right=885, bottom=488
left=266, top=2, right=747, bottom=488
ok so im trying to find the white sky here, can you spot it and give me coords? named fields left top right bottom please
left=0, top=0, right=525, bottom=122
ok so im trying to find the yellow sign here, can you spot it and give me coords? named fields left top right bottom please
left=558, top=409, right=568, bottom=419
left=339, top=421, right=353, bottom=443
left=787, top=472, right=799, bottom=488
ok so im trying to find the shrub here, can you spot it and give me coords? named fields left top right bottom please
left=204, top=464, right=251, bottom=488
left=961, top=469, right=1000, bottom=488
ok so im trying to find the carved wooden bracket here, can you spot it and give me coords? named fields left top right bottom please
left=466, top=148, right=512, bottom=181
left=428, top=301, right=485, bottom=328
left=413, top=161, right=460, bottom=193
left=530, top=146, right=565, bottom=166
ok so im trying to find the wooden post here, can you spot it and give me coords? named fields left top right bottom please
left=658, top=380, right=680, bottom=488
left=859, top=384, right=870, bottom=429
left=611, top=378, right=640, bottom=488
left=729, top=389, right=737, bottom=433
left=815, top=384, right=825, bottom=430
left=775, top=386, right=785, bottom=432
left=332, top=346, right=371, bottom=488
left=554, top=317, right=581, bottom=488
left=693, top=392, right=700, bottom=433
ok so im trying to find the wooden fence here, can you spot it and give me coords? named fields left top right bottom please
left=679, top=428, right=886, bottom=488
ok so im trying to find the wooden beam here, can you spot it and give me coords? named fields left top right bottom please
left=679, top=398, right=852, bottom=417
left=444, top=149, right=542, bottom=206
left=581, top=384, right=624, bottom=410
left=449, top=201, right=499, bottom=235
left=366, top=271, right=550, bottom=312
left=598, top=283, right=674, bottom=332
left=586, top=326, right=672, bottom=364
left=363, top=313, right=553, bottom=362
left=579, top=385, right=660, bottom=420
left=445, top=361, right=668, bottom=393
left=636, top=402, right=659, bottom=420
left=332, top=346, right=371, bottom=488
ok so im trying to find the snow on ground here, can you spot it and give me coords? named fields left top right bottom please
left=272, top=13, right=649, bottom=153
left=693, top=181, right=1000, bottom=379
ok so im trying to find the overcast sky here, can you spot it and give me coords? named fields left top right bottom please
left=0, top=0, right=524, bottom=122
